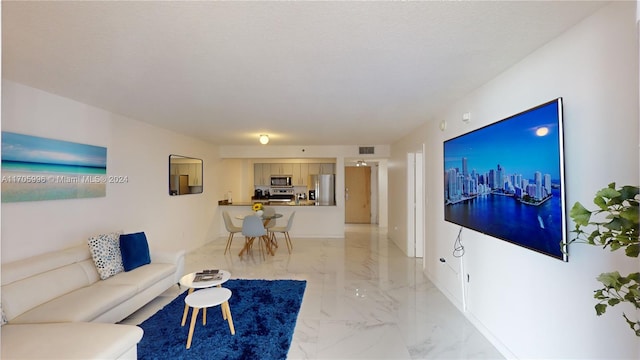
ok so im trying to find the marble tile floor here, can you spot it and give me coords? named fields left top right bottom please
left=120, top=224, right=504, bottom=359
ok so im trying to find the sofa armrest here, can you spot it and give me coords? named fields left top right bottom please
left=150, top=249, right=185, bottom=283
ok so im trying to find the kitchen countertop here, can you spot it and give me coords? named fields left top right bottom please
left=219, top=200, right=326, bottom=207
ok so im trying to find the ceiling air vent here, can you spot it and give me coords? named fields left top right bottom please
left=359, top=146, right=375, bottom=155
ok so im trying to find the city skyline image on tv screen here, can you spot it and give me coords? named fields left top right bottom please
left=443, top=98, right=567, bottom=261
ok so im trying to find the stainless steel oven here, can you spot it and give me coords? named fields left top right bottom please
left=269, top=187, right=294, bottom=202
left=270, top=175, right=292, bottom=187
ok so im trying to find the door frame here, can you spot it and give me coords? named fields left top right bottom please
left=407, top=149, right=424, bottom=258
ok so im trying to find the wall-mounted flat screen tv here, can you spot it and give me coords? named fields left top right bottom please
left=443, top=98, right=567, bottom=261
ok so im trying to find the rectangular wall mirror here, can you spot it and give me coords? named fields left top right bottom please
left=169, top=155, right=203, bottom=195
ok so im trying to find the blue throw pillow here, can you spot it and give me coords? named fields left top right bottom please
left=119, top=232, right=151, bottom=271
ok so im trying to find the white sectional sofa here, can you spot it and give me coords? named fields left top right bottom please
left=1, top=242, right=185, bottom=359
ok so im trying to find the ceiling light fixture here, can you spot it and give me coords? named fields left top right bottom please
left=259, top=134, right=269, bottom=145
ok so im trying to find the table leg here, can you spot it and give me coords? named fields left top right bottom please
left=186, top=307, right=200, bottom=349
left=269, top=235, right=275, bottom=255
left=238, top=238, right=246, bottom=257
left=257, top=235, right=265, bottom=260
left=261, top=235, right=274, bottom=256
left=203, top=307, right=207, bottom=325
left=218, top=284, right=227, bottom=320
left=223, top=301, right=235, bottom=335
left=181, top=288, right=195, bottom=326
left=262, top=219, right=278, bottom=252
left=238, top=237, right=254, bottom=257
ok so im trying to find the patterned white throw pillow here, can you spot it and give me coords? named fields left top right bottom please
left=88, top=232, right=124, bottom=280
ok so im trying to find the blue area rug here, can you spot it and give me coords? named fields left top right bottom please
left=137, top=279, right=306, bottom=360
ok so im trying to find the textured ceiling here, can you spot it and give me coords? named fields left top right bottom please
left=2, top=1, right=607, bottom=146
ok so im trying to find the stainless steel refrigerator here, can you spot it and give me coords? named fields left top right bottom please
left=310, top=174, right=335, bottom=205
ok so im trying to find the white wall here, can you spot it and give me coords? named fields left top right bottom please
left=1, top=80, right=221, bottom=263
left=391, top=2, right=639, bottom=359
left=0, top=81, right=391, bottom=264
left=218, top=158, right=253, bottom=203
left=219, top=144, right=390, bottom=159
left=388, top=128, right=427, bottom=256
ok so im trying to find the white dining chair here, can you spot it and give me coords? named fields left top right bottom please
left=262, top=206, right=277, bottom=247
left=222, top=211, right=242, bottom=255
left=270, top=211, right=296, bottom=254
left=240, top=214, right=268, bottom=259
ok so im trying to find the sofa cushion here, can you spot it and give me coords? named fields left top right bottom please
left=1, top=322, right=143, bottom=359
left=120, top=232, right=151, bottom=271
left=103, top=263, right=176, bottom=292
left=88, top=232, right=124, bottom=280
left=10, top=282, right=137, bottom=324
left=1, top=245, right=91, bottom=287
left=1, top=261, right=96, bottom=322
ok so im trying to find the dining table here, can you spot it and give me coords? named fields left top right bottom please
left=236, top=213, right=283, bottom=257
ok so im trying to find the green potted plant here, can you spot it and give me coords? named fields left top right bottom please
left=569, top=183, right=639, bottom=336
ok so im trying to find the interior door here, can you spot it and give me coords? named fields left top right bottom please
left=345, top=166, right=371, bottom=223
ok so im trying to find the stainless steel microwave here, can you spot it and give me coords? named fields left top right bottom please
left=270, top=175, right=292, bottom=187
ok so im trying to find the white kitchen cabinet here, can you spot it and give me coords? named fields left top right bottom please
left=308, top=163, right=320, bottom=175
left=320, top=163, right=335, bottom=174
left=300, top=163, right=309, bottom=185
left=262, top=164, right=271, bottom=184
left=282, top=163, right=294, bottom=175
left=190, top=163, right=202, bottom=186
left=175, top=164, right=197, bottom=186
left=254, top=163, right=270, bottom=186
left=170, top=163, right=179, bottom=175
left=293, top=163, right=309, bottom=186
left=177, top=164, right=189, bottom=176
left=292, top=163, right=300, bottom=185
left=184, top=164, right=196, bottom=186
left=309, top=163, right=335, bottom=175
left=254, top=164, right=262, bottom=185
left=255, top=162, right=332, bottom=186
left=271, top=163, right=293, bottom=175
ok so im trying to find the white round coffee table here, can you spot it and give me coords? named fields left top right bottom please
left=184, top=287, right=235, bottom=349
left=179, top=270, right=231, bottom=326
left=180, top=270, right=231, bottom=289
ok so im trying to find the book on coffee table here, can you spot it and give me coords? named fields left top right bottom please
left=194, top=270, right=222, bottom=282
left=197, top=269, right=219, bottom=275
